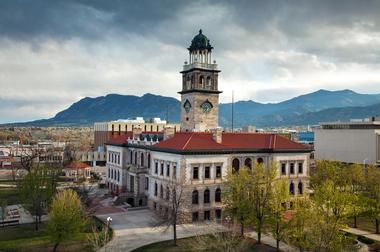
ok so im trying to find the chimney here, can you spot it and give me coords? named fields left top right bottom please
left=211, top=127, right=223, bottom=144
left=164, top=126, right=175, bottom=140
left=132, top=127, right=143, bottom=139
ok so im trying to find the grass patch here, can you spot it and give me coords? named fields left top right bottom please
left=0, top=217, right=110, bottom=252
left=132, top=236, right=278, bottom=252
left=0, top=188, right=20, bottom=205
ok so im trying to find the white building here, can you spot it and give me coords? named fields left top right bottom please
left=105, top=30, right=311, bottom=222
left=314, top=117, right=380, bottom=165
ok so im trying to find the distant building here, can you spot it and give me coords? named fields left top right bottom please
left=241, top=125, right=256, bottom=133
left=63, top=161, right=91, bottom=181
left=314, top=117, right=380, bottom=165
left=94, top=117, right=180, bottom=150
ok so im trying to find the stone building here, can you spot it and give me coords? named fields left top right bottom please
left=105, top=30, right=312, bottom=222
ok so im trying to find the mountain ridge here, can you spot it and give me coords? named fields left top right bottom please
left=3, top=89, right=380, bottom=127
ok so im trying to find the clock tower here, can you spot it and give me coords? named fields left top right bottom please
left=179, top=30, right=222, bottom=132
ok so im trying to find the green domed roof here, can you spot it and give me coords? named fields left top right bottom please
left=188, top=29, right=213, bottom=51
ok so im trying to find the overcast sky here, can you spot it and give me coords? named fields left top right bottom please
left=1, top=0, right=380, bottom=123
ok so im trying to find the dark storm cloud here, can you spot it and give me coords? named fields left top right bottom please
left=1, top=0, right=380, bottom=123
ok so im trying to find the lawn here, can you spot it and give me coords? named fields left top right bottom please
left=347, top=216, right=378, bottom=233
left=132, top=236, right=278, bottom=252
left=0, top=217, right=110, bottom=252
left=0, top=188, right=20, bottom=205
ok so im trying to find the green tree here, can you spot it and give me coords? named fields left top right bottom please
left=247, top=162, right=277, bottom=244
left=268, top=178, right=290, bottom=251
left=223, top=167, right=252, bottom=237
left=48, top=189, right=87, bottom=252
left=18, top=166, right=57, bottom=231
left=363, top=166, right=380, bottom=234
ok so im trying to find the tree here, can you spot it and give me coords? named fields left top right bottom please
left=223, top=167, right=253, bottom=237
left=247, top=162, right=277, bottom=244
left=268, top=178, right=290, bottom=251
left=157, top=175, right=188, bottom=246
left=363, top=165, right=380, bottom=234
left=48, top=189, right=87, bottom=252
left=18, top=166, right=57, bottom=230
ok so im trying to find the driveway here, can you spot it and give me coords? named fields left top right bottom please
left=97, top=209, right=225, bottom=252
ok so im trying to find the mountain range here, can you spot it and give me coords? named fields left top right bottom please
left=4, top=89, right=380, bottom=127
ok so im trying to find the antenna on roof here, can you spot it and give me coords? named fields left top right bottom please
left=232, top=90, right=234, bottom=132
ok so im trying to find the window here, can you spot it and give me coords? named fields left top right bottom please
left=257, top=157, right=264, bottom=164
left=204, top=189, right=210, bottom=204
left=298, top=182, right=303, bottom=195
left=216, top=166, right=221, bottom=178
left=204, top=166, right=210, bottom=179
left=154, top=182, right=158, bottom=196
left=244, top=158, right=252, bottom=169
left=290, top=182, right=295, bottom=195
left=193, top=167, right=199, bottom=180
left=192, top=212, right=199, bottom=222
left=145, top=177, right=149, bottom=190
left=290, top=163, right=295, bottom=174
left=155, top=162, right=158, bottom=174
left=117, top=170, right=120, bottom=182
left=215, top=188, right=221, bottom=202
left=166, top=186, right=170, bottom=200
left=298, top=163, right=303, bottom=174
left=192, top=190, right=199, bottom=204
left=108, top=168, right=110, bottom=178
left=173, top=166, right=177, bottom=179
left=154, top=202, right=157, bottom=210
left=134, top=152, right=137, bottom=165
left=166, top=164, right=170, bottom=177
left=215, top=209, right=222, bottom=220
left=141, top=153, right=144, bottom=166
left=130, top=175, right=134, bottom=192
left=130, top=151, right=133, bottom=164
left=232, top=158, right=240, bottom=173
left=204, top=210, right=210, bottom=221
left=160, top=163, right=164, bottom=175
left=148, top=154, right=151, bottom=168
left=281, top=163, right=286, bottom=175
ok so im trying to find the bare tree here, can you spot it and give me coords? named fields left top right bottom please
left=156, top=176, right=189, bottom=246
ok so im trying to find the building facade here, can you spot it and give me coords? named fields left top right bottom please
left=314, top=117, right=380, bottom=165
left=105, top=30, right=311, bottom=222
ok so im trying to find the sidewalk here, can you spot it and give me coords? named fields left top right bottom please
left=246, top=231, right=296, bottom=252
left=343, top=227, right=380, bottom=242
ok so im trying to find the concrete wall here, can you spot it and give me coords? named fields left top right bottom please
left=314, top=128, right=380, bottom=165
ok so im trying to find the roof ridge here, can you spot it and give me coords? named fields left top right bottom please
left=182, top=132, right=195, bottom=150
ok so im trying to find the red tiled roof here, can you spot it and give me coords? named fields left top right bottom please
left=152, top=132, right=310, bottom=152
left=65, top=161, right=90, bottom=169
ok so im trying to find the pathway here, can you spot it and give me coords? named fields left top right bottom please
left=97, top=209, right=225, bottom=252
left=343, top=227, right=380, bottom=242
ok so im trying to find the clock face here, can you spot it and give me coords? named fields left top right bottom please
left=201, top=100, right=213, bottom=113
left=183, top=99, right=191, bottom=113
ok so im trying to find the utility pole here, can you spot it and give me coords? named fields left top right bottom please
left=231, top=90, right=234, bottom=132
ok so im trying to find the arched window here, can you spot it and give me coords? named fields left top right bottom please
left=257, top=157, right=264, bottom=164
left=200, top=76, right=205, bottom=88
left=134, top=152, right=137, bottom=165
left=244, top=158, right=252, bottom=169
left=298, top=182, right=303, bottom=195
left=215, top=188, right=221, bottom=202
left=232, top=158, right=240, bottom=173
left=204, top=189, right=210, bottom=204
left=206, top=76, right=212, bottom=89
left=148, top=154, right=151, bottom=168
left=192, top=190, right=199, bottom=204
left=290, top=182, right=295, bottom=195
left=141, top=153, right=144, bottom=166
